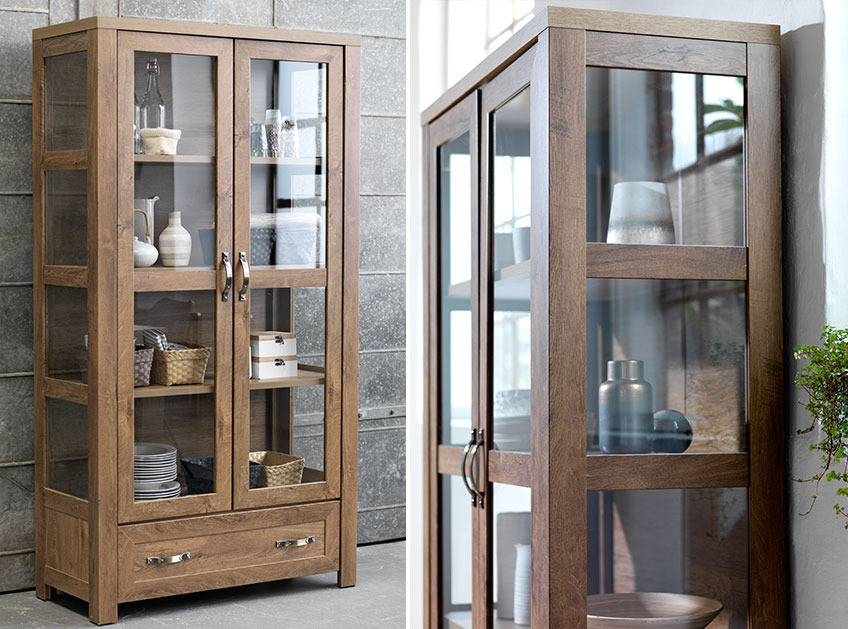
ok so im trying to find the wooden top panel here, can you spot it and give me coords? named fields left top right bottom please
left=32, top=16, right=361, bottom=46
left=421, top=6, right=779, bottom=124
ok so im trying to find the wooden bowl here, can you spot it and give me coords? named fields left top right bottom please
left=587, top=592, right=723, bottom=629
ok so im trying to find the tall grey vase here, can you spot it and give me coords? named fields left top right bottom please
left=598, top=359, right=653, bottom=453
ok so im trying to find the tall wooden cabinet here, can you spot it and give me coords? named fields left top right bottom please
left=423, top=8, right=783, bottom=628
left=32, top=17, right=359, bottom=624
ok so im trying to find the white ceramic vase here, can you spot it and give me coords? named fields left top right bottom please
left=606, top=181, right=675, bottom=244
left=513, top=544, right=531, bottom=626
left=159, top=211, right=192, bottom=267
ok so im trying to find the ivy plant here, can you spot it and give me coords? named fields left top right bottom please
left=794, top=325, right=848, bottom=528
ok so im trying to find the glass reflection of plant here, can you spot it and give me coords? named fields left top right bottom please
left=704, top=76, right=744, bottom=135
left=794, top=325, right=848, bottom=529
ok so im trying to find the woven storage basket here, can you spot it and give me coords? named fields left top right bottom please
left=249, top=451, right=304, bottom=486
left=151, top=346, right=211, bottom=386
left=134, top=348, right=154, bottom=387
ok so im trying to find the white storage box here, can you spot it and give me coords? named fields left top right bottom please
left=251, top=355, right=297, bottom=380
left=250, top=331, right=297, bottom=358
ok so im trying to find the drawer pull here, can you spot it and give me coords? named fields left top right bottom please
left=147, top=552, right=190, bottom=565
left=275, top=536, right=315, bottom=548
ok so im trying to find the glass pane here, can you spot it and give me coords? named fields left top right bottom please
left=132, top=53, right=216, bottom=269
left=587, top=68, right=745, bottom=246
left=248, top=59, right=327, bottom=269
left=588, top=488, right=748, bottom=628
left=47, top=286, right=88, bottom=382
left=440, top=475, right=473, bottom=629
left=439, top=131, right=472, bottom=447
left=46, top=51, right=87, bottom=151
left=46, top=398, right=88, bottom=499
left=493, top=483, right=532, bottom=627
left=136, top=394, right=215, bottom=500
left=46, top=170, right=87, bottom=266
left=492, top=88, right=531, bottom=454
left=587, top=280, right=747, bottom=454
left=247, top=287, right=326, bottom=489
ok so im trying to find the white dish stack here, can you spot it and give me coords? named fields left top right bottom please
left=134, top=442, right=180, bottom=500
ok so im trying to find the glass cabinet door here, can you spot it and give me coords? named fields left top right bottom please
left=116, top=32, right=233, bottom=521
left=232, top=41, right=343, bottom=509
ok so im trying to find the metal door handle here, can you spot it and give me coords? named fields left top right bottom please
left=238, top=251, right=250, bottom=301
left=147, top=552, right=190, bottom=565
left=461, top=428, right=478, bottom=507
left=222, top=252, right=233, bottom=302
left=469, top=429, right=486, bottom=508
left=276, top=536, right=315, bottom=548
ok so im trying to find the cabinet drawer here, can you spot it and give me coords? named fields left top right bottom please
left=118, top=501, right=339, bottom=602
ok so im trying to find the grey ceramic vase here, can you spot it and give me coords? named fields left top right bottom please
left=599, top=359, right=653, bottom=454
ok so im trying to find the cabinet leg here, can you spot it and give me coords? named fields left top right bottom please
left=35, top=582, right=53, bottom=601
left=88, top=600, right=118, bottom=626
left=337, top=563, right=356, bottom=588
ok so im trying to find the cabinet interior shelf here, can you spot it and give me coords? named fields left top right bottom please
left=250, top=156, right=322, bottom=167
left=134, top=154, right=215, bottom=163
left=134, top=366, right=326, bottom=398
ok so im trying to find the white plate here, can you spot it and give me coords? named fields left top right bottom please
left=134, top=480, right=179, bottom=491
left=134, top=442, right=178, bottom=459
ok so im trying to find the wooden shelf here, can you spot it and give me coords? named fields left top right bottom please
left=586, top=243, right=747, bottom=281
left=134, top=381, right=214, bottom=398
left=586, top=452, right=749, bottom=491
left=249, top=366, right=326, bottom=390
left=134, top=154, right=214, bottom=163
left=250, top=156, right=322, bottom=167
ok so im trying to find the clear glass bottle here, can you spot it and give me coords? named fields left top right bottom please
left=133, top=92, right=144, bottom=153
left=140, top=59, right=165, bottom=129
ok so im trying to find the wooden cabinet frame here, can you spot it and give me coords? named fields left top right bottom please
left=32, top=17, right=360, bottom=625
left=423, top=7, right=783, bottom=629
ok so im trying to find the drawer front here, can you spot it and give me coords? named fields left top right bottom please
left=118, top=501, right=339, bottom=601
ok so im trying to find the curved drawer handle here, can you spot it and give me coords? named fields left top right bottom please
left=238, top=251, right=250, bottom=301
left=461, top=428, right=478, bottom=507
left=222, top=252, right=233, bottom=302
left=276, top=535, right=315, bottom=548
left=147, top=552, right=190, bottom=565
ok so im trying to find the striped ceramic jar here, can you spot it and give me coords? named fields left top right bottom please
left=159, top=211, right=192, bottom=266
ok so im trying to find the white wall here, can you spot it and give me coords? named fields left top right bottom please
left=409, top=1, right=848, bottom=627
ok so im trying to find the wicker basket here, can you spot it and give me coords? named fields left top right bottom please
left=134, top=348, right=154, bottom=387
left=249, top=451, right=304, bottom=487
left=151, top=346, right=211, bottom=386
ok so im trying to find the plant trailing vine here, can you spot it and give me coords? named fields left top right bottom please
left=794, top=325, right=848, bottom=528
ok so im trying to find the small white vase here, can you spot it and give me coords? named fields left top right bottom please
left=513, top=544, right=531, bottom=626
left=159, top=211, right=192, bottom=267
left=606, top=181, right=676, bottom=245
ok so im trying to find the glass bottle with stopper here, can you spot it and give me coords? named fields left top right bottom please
left=140, top=58, right=165, bottom=129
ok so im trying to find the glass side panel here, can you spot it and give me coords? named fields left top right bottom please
left=45, top=51, right=87, bottom=151
left=586, top=68, right=745, bottom=246
left=491, top=88, right=531, bottom=454
left=440, top=474, right=473, bottom=629
left=588, top=488, right=748, bottom=628
left=46, top=170, right=87, bottom=266
left=587, top=279, right=747, bottom=454
left=132, top=52, right=216, bottom=269
left=246, top=287, right=326, bottom=490
left=47, top=286, right=88, bottom=382
left=248, top=59, right=327, bottom=269
left=46, top=398, right=88, bottom=499
left=493, top=483, right=532, bottom=627
left=438, top=131, right=472, bottom=447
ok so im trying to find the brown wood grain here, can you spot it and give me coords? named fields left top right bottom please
left=33, top=16, right=361, bottom=47
left=44, top=488, right=89, bottom=521
left=45, top=507, right=89, bottom=583
left=44, top=566, right=89, bottom=601
left=43, top=265, right=89, bottom=287
left=585, top=31, right=746, bottom=75
left=487, top=451, right=531, bottom=487
left=586, top=453, right=749, bottom=490
left=586, top=243, right=747, bottom=280
left=436, top=445, right=464, bottom=477
left=43, top=377, right=88, bottom=405
left=42, top=149, right=88, bottom=171
left=250, top=268, right=328, bottom=289
left=40, top=31, right=89, bottom=57
left=746, top=42, right=785, bottom=629
left=132, top=269, right=217, bottom=292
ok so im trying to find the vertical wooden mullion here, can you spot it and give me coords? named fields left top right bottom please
left=426, top=123, right=439, bottom=627
left=745, top=41, right=785, bottom=628
left=531, top=27, right=587, bottom=628
left=338, top=42, right=360, bottom=587
left=87, top=26, right=119, bottom=625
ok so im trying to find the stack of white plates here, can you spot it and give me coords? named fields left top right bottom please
left=134, top=442, right=180, bottom=501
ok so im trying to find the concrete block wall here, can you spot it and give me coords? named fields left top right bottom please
left=0, top=0, right=405, bottom=592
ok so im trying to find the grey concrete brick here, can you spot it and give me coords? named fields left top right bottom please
left=0, top=12, right=47, bottom=100
left=357, top=424, right=404, bottom=509
left=359, top=273, right=405, bottom=351
left=50, top=0, right=78, bottom=24
left=0, top=287, right=33, bottom=374
left=361, top=116, right=405, bottom=195
left=120, top=0, right=217, bottom=22
left=0, top=465, right=34, bottom=552
left=0, top=104, right=32, bottom=193
left=358, top=505, right=404, bottom=544
left=0, top=552, right=34, bottom=593
left=275, top=0, right=404, bottom=38
left=361, top=36, right=404, bottom=117
left=359, top=350, right=404, bottom=410
left=0, top=195, right=33, bottom=283
left=217, top=0, right=273, bottom=27
left=0, top=1, right=48, bottom=10
left=360, top=195, right=404, bottom=273
left=79, top=0, right=119, bottom=18
left=0, top=376, right=33, bottom=463
left=293, top=286, right=326, bottom=357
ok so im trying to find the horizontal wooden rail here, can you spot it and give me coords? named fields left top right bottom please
left=587, top=243, right=747, bottom=281
left=587, top=452, right=749, bottom=490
